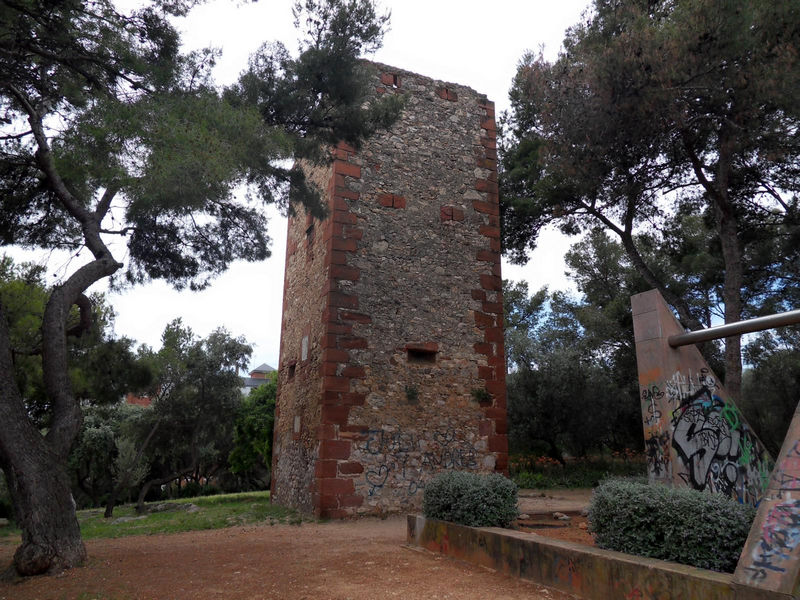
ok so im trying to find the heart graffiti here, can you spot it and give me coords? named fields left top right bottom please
left=365, top=465, right=389, bottom=495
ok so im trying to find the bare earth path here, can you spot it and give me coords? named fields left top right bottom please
left=0, top=517, right=580, bottom=600
left=0, top=490, right=591, bottom=600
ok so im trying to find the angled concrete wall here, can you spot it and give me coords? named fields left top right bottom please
left=734, top=402, right=800, bottom=595
left=631, top=289, right=773, bottom=505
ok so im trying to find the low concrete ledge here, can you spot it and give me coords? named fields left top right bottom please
left=407, top=515, right=790, bottom=600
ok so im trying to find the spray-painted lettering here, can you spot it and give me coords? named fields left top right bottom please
left=358, top=427, right=479, bottom=497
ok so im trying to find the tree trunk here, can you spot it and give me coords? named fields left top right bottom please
left=683, top=129, right=744, bottom=401
left=0, top=89, right=124, bottom=577
left=1, top=447, right=86, bottom=576
left=135, top=465, right=195, bottom=514
left=715, top=128, right=744, bottom=402
left=0, top=256, right=119, bottom=575
left=103, top=486, right=121, bottom=519
left=716, top=191, right=744, bottom=401
left=545, top=440, right=565, bottom=465
left=0, top=303, right=86, bottom=575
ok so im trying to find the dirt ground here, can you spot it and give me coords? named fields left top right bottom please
left=0, top=490, right=593, bottom=600
left=518, top=488, right=596, bottom=546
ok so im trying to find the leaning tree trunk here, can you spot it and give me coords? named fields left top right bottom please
left=0, top=441, right=86, bottom=576
left=0, top=84, right=123, bottom=576
left=0, top=257, right=119, bottom=575
left=135, top=465, right=195, bottom=514
left=0, top=311, right=85, bottom=575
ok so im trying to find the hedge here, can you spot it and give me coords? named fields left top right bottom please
left=423, top=471, right=518, bottom=528
left=588, top=478, right=756, bottom=572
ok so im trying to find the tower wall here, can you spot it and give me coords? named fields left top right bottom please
left=272, top=63, right=508, bottom=517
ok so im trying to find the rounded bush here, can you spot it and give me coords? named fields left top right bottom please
left=423, top=471, right=518, bottom=528
left=588, top=478, right=756, bottom=572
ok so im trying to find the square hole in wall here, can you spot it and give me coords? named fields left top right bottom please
left=407, top=348, right=437, bottom=364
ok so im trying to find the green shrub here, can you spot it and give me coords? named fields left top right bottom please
left=509, top=453, right=647, bottom=489
left=423, top=471, right=518, bottom=528
left=588, top=478, right=756, bottom=572
left=514, top=471, right=550, bottom=489
left=178, top=482, right=221, bottom=499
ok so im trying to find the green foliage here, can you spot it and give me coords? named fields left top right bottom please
left=1, top=256, right=152, bottom=429
left=131, top=320, right=252, bottom=500
left=0, top=257, right=48, bottom=423
left=470, top=388, right=491, bottom=405
left=503, top=253, right=645, bottom=460
left=740, top=328, right=800, bottom=457
left=501, top=0, right=800, bottom=399
left=113, top=437, right=149, bottom=493
left=502, top=279, right=547, bottom=371
left=510, top=454, right=646, bottom=489
left=1, top=0, right=397, bottom=574
left=70, top=404, right=134, bottom=508
left=223, top=0, right=402, bottom=220
left=1, top=0, right=400, bottom=289
left=229, top=373, right=277, bottom=481
left=423, top=471, right=518, bottom=528
left=588, top=479, right=756, bottom=573
left=176, top=482, right=220, bottom=499
left=502, top=0, right=799, bottom=270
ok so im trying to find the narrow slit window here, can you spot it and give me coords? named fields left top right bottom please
left=407, top=348, right=437, bottom=364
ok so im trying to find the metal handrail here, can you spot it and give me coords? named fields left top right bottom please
left=668, top=309, right=800, bottom=348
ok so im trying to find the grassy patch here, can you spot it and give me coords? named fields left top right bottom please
left=78, top=491, right=302, bottom=539
left=510, top=452, right=647, bottom=489
left=1, top=491, right=303, bottom=544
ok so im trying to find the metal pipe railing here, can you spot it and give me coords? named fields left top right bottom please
left=668, top=309, right=800, bottom=348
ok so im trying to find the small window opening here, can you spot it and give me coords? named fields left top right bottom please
left=288, top=363, right=296, bottom=381
left=407, top=348, right=437, bottom=364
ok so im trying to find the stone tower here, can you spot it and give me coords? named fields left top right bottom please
left=271, top=63, right=508, bottom=517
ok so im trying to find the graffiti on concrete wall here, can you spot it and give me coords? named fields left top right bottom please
left=744, top=498, right=800, bottom=582
left=641, top=384, right=671, bottom=479
left=644, top=430, right=671, bottom=478
left=772, top=440, right=800, bottom=497
left=739, top=439, right=800, bottom=585
left=358, top=427, right=479, bottom=497
left=642, top=369, right=772, bottom=504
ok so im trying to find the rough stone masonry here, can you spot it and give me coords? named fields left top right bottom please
left=271, top=63, right=509, bottom=518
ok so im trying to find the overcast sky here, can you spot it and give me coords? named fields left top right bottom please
left=15, top=1, right=592, bottom=372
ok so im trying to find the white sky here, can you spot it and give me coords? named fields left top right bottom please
left=13, top=0, right=590, bottom=372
